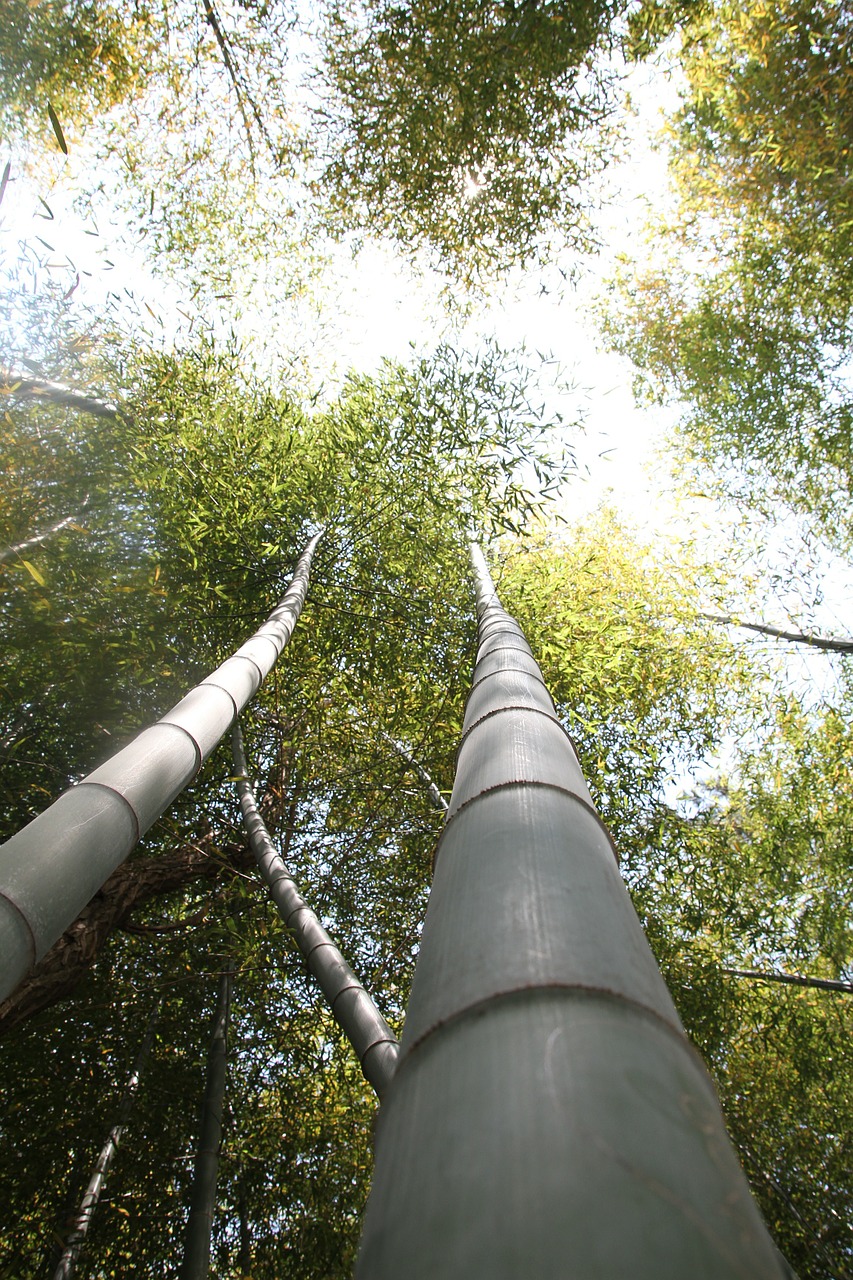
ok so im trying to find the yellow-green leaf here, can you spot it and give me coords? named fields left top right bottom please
left=21, top=560, right=46, bottom=586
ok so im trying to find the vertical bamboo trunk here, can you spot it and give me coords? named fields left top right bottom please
left=355, top=542, right=788, bottom=1278
left=180, top=969, right=233, bottom=1280
left=0, top=532, right=322, bottom=1004
left=232, top=726, right=399, bottom=1096
left=237, top=1175, right=252, bottom=1278
left=52, top=1004, right=160, bottom=1280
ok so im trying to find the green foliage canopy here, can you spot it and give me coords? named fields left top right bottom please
left=316, top=0, right=623, bottom=279
left=604, top=0, right=853, bottom=549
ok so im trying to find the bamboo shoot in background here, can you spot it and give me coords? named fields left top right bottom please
left=355, top=541, right=788, bottom=1279
left=53, top=1003, right=161, bottom=1280
left=232, top=724, right=399, bottom=1096
left=0, top=532, right=323, bottom=1004
left=180, top=970, right=232, bottom=1280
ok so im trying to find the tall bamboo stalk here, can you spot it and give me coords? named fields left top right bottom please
left=53, top=1003, right=161, bottom=1280
left=0, top=532, right=323, bottom=1004
left=355, top=541, right=788, bottom=1278
left=1, top=370, right=120, bottom=420
left=232, top=725, right=399, bottom=1096
left=180, top=969, right=233, bottom=1280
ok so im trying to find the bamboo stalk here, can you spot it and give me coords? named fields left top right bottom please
left=53, top=1003, right=161, bottom=1280
left=180, top=970, right=232, bottom=1280
left=355, top=541, right=788, bottom=1279
left=232, top=724, right=399, bottom=1096
left=378, top=729, right=448, bottom=814
left=0, top=497, right=89, bottom=565
left=0, top=532, right=323, bottom=1004
left=1, top=371, right=120, bottom=420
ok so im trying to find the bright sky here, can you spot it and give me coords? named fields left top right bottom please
left=0, top=57, right=680, bottom=533
left=2, top=48, right=851, bottom=671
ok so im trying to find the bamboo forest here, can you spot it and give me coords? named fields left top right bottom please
left=1, top=1, right=852, bottom=1277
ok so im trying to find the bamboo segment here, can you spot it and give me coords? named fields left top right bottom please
left=53, top=1003, right=160, bottom=1280
left=355, top=542, right=788, bottom=1279
left=180, top=970, right=232, bottom=1280
left=232, top=725, right=399, bottom=1096
left=0, top=533, right=323, bottom=1004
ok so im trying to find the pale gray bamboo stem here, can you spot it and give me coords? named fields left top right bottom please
left=180, top=969, right=232, bottom=1280
left=232, top=724, right=399, bottom=1096
left=1, top=371, right=120, bottom=420
left=378, top=729, right=448, bottom=813
left=53, top=1003, right=160, bottom=1280
left=701, top=612, right=853, bottom=654
left=0, top=494, right=89, bottom=565
left=0, top=531, right=323, bottom=1004
left=355, top=541, right=787, bottom=1279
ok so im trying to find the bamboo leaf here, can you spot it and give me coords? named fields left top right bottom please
left=20, top=561, right=46, bottom=586
left=47, top=103, right=69, bottom=155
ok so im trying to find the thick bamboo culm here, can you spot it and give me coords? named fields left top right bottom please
left=232, top=725, right=399, bottom=1097
left=355, top=541, right=788, bottom=1279
left=0, top=532, right=323, bottom=1004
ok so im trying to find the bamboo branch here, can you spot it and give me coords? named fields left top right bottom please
left=198, top=0, right=276, bottom=166
left=701, top=613, right=853, bottom=654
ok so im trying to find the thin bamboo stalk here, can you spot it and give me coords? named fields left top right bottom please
left=0, top=532, right=323, bottom=1004
left=180, top=969, right=232, bottom=1280
left=232, top=724, right=399, bottom=1096
left=53, top=1003, right=161, bottom=1280
left=355, top=541, right=788, bottom=1279
left=0, top=497, right=89, bottom=565
left=724, top=967, right=853, bottom=994
left=1, top=371, right=120, bottom=420
left=378, top=729, right=448, bottom=813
